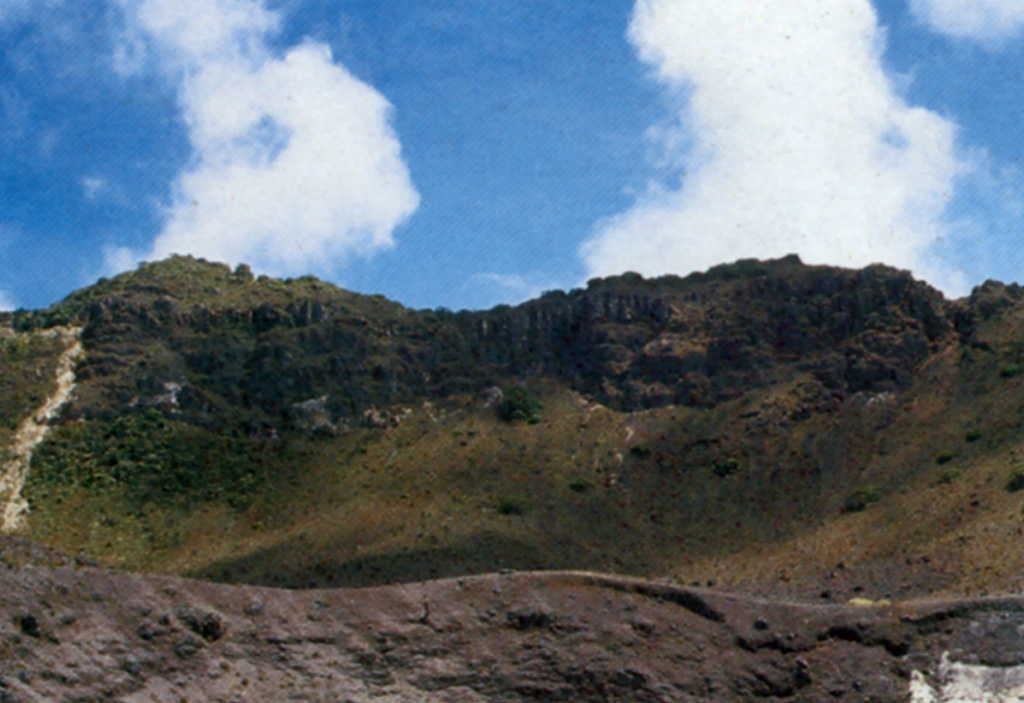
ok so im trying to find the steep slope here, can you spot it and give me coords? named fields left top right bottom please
left=0, top=326, right=83, bottom=532
left=8, top=254, right=957, bottom=427
left=6, top=254, right=1024, bottom=601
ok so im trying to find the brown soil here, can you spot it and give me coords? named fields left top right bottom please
left=2, top=564, right=1022, bottom=702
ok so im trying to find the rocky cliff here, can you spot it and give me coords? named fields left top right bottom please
left=13, top=254, right=965, bottom=432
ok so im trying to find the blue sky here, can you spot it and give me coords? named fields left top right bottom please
left=2, top=0, right=1024, bottom=312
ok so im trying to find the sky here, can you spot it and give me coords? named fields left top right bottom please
left=2, top=0, right=1024, bottom=312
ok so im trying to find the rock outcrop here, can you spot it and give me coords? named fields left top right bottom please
left=35, top=255, right=965, bottom=430
left=3, top=566, right=1024, bottom=703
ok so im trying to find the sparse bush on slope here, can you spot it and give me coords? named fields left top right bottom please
left=27, top=410, right=280, bottom=509
left=1006, top=469, right=1024, bottom=493
left=843, top=486, right=882, bottom=513
left=499, top=386, right=542, bottom=424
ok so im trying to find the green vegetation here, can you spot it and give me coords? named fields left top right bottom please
left=568, top=478, right=594, bottom=494
left=999, top=363, right=1024, bottom=379
left=629, top=445, right=652, bottom=459
left=1006, top=469, right=1024, bottom=493
left=499, top=386, right=542, bottom=424
left=26, top=254, right=410, bottom=334
left=0, top=332, right=64, bottom=440
left=26, top=410, right=282, bottom=509
left=496, top=497, right=530, bottom=516
left=10, top=308, right=71, bottom=332
left=843, top=486, right=882, bottom=513
left=15, top=252, right=1024, bottom=598
left=711, top=458, right=741, bottom=478
left=707, top=258, right=771, bottom=280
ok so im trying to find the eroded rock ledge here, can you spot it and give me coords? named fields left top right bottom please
left=2, top=566, right=1022, bottom=702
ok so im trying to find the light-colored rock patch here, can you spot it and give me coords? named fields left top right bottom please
left=911, top=653, right=1024, bottom=702
left=0, top=326, right=84, bottom=532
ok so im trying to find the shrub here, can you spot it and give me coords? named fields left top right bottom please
left=965, top=429, right=982, bottom=443
left=233, top=263, right=254, bottom=283
left=708, top=259, right=769, bottom=280
left=936, top=451, right=955, bottom=465
left=496, top=498, right=528, bottom=516
left=1000, top=363, right=1024, bottom=379
left=1007, top=469, right=1024, bottom=493
left=711, top=458, right=741, bottom=478
left=568, top=479, right=593, bottom=494
left=629, top=445, right=652, bottom=459
left=937, top=468, right=961, bottom=485
left=843, top=486, right=882, bottom=513
left=499, top=386, right=542, bottom=424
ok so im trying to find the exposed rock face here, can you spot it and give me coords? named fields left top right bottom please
left=463, top=258, right=957, bottom=409
left=53, top=255, right=965, bottom=429
left=3, top=566, right=1024, bottom=703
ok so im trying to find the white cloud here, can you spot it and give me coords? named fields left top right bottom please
left=111, top=0, right=419, bottom=276
left=581, top=0, right=967, bottom=294
left=910, top=0, right=1024, bottom=41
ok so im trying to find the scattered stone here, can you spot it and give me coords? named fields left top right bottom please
left=17, top=614, right=39, bottom=638
left=121, top=656, right=142, bottom=677
left=173, top=634, right=204, bottom=659
left=176, top=606, right=226, bottom=642
left=73, top=554, right=98, bottom=568
left=506, top=610, right=553, bottom=631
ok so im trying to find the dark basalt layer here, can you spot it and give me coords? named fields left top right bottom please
left=16, top=254, right=967, bottom=431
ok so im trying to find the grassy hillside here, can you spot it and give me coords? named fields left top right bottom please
left=10, top=256, right=1024, bottom=601
left=18, top=342, right=1024, bottom=601
left=0, top=330, right=66, bottom=452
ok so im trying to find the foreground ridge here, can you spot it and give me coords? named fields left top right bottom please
left=3, top=566, right=1024, bottom=702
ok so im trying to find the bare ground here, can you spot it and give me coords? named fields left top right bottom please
left=3, top=563, right=1024, bottom=702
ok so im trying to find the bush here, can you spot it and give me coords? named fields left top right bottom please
left=711, top=458, right=741, bottom=478
left=496, top=497, right=529, bottom=516
left=936, top=451, right=955, bottom=465
left=629, top=445, right=652, bottom=459
left=937, top=468, right=961, bottom=485
left=1007, top=469, right=1024, bottom=493
left=965, top=429, right=982, bottom=443
left=843, top=486, right=882, bottom=513
left=1000, top=363, right=1024, bottom=379
left=499, top=386, right=542, bottom=424
left=568, top=479, right=593, bottom=494
left=708, top=259, right=769, bottom=281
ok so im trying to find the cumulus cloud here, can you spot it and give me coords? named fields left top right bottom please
left=111, top=0, right=419, bottom=276
left=909, top=0, right=1024, bottom=41
left=582, top=0, right=966, bottom=293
